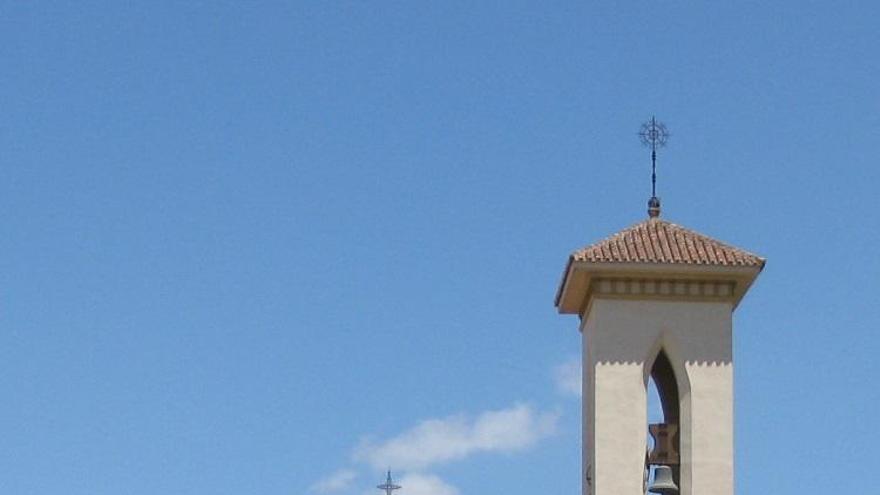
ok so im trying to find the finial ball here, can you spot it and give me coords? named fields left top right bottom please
left=648, top=196, right=661, bottom=218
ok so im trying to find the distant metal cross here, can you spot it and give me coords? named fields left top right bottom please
left=377, top=470, right=401, bottom=495
left=639, top=116, right=669, bottom=199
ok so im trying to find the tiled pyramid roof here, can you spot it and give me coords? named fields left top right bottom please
left=570, top=218, right=765, bottom=267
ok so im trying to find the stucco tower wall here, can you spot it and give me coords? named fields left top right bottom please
left=580, top=298, right=734, bottom=495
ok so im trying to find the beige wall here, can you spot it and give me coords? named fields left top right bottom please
left=580, top=298, right=734, bottom=495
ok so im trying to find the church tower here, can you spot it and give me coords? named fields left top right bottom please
left=555, top=209, right=764, bottom=495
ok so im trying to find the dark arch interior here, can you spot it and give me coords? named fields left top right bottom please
left=651, top=351, right=679, bottom=424
left=649, top=350, right=680, bottom=487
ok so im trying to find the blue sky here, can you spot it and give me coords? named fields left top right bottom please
left=1, top=2, right=878, bottom=494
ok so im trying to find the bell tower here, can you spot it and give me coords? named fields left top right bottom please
left=555, top=213, right=764, bottom=495
left=556, top=119, right=765, bottom=495
left=556, top=219, right=764, bottom=495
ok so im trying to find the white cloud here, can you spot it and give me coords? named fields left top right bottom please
left=310, top=469, right=357, bottom=493
left=396, top=473, right=458, bottom=495
left=353, top=403, right=558, bottom=471
left=553, top=358, right=581, bottom=397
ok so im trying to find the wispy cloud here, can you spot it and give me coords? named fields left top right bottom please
left=353, top=403, right=559, bottom=471
left=396, top=473, right=459, bottom=495
left=310, top=469, right=357, bottom=493
left=553, top=358, right=581, bottom=397
left=314, top=370, right=568, bottom=493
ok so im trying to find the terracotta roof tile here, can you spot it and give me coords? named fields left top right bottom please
left=570, top=219, right=765, bottom=267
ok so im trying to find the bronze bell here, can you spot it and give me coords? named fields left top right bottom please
left=647, top=465, right=678, bottom=495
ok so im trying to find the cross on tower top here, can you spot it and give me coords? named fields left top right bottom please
left=376, top=470, right=401, bottom=495
left=638, top=117, right=670, bottom=218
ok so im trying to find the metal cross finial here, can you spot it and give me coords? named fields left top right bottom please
left=639, top=117, right=670, bottom=217
left=377, top=470, right=401, bottom=495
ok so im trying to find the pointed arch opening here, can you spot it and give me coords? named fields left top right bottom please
left=647, top=349, right=681, bottom=488
left=650, top=350, right=680, bottom=425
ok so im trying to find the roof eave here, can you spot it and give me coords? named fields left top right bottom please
left=555, top=260, right=765, bottom=315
